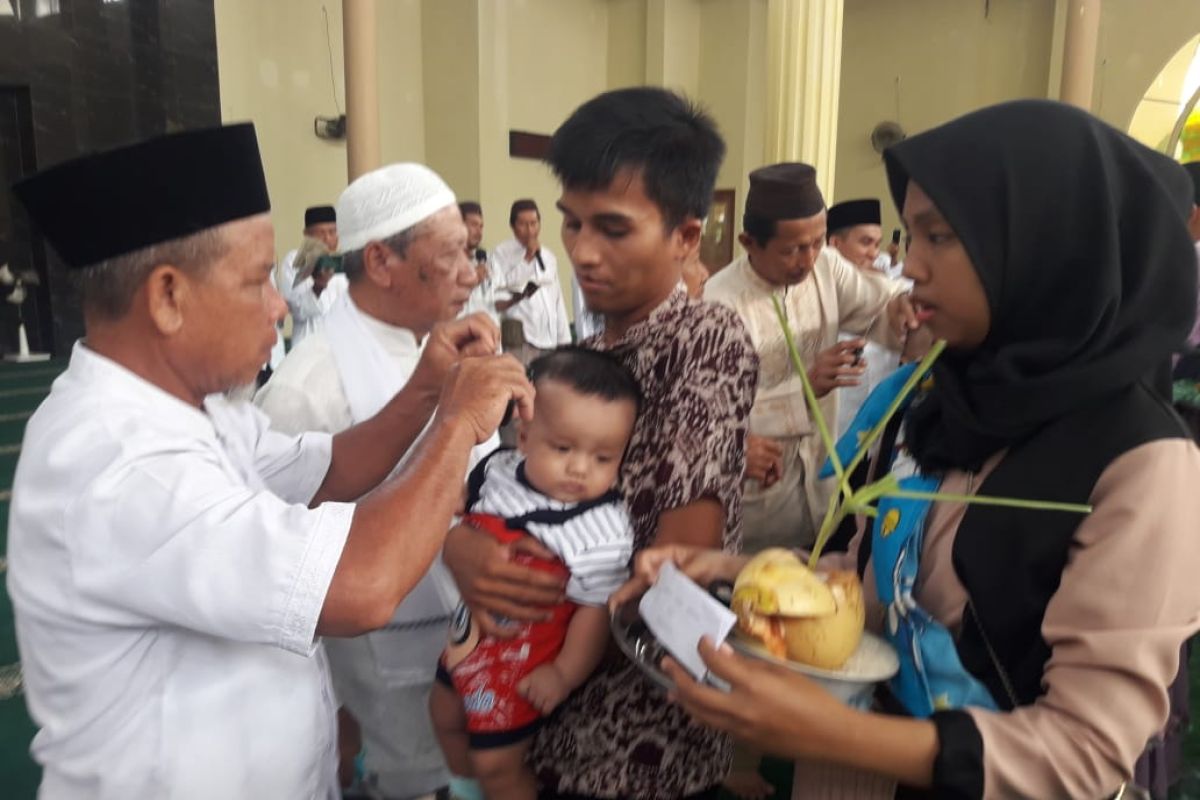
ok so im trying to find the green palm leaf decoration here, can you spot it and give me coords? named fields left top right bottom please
left=769, top=295, right=1091, bottom=568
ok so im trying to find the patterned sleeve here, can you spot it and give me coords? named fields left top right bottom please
left=657, top=305, right=758, bottom=547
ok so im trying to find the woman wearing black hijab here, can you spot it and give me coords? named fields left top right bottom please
left=616, top=100, right=1200, bottom=799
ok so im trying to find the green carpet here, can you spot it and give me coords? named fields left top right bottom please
left=0, top=358, right=60, bottom=798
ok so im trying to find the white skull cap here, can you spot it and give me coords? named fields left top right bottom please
left=335, top=162, right=457, bottom=253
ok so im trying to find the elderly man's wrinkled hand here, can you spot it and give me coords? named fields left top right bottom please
left=436, top=354, right=533, bottom=445
left=409, top=313, right=500, bottom=402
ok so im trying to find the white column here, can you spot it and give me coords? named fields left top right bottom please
left=764, top=0, right=844, bottom=197
left=1059, top=0, right=1102, bottom=111
left=343, top=0, right=381, bottom=181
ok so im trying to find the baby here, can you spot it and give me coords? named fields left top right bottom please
left=430, top=346, right=639, bottom=800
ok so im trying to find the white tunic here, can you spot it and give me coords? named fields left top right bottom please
left=8, top=343, right=353, bottom=799
left=279, top=248, right=349, bottom=348
left=705, top=249, right=906, bottom=541
left=570, top=273, right=604, bottom=341
left=257, top=294, right=494, bottom=798
left=489, top=239, right=572, bottom=349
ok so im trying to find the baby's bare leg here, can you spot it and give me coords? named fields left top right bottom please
left=468, top=738, right=537, bottom=800
left=429, top=681, right=472, bottom=777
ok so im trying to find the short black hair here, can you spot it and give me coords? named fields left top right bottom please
left=459, top=201, right=482, bottom=218
left=509, top=199, right=539, bottom=227
left=742, top=212, right=777, bottom=248
left=528, top=346, right=642, bottom=413
left=547, top=87, right=725, bottom=229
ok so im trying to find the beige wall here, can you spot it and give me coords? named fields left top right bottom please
left=835, top=0, right=1055, bottom=235
left=479, top=0, right=610, bottom=294
left=215, top=0, right=351, bottom=260
left=1093, top=0, right=1200, bottom=134
left=646, top=0, right=701, bottom=97
left=697, top=0, right=767, bottom=243
left=1127, top=34, right=1200, bottom=150
left=607, top=0, right=648, bottom=88
left=422, top=0, right=482, bottom=201
left=214, top=0, right=424, bottom=262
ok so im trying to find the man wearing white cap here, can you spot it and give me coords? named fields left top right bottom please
left=257, top=162, right=493, bottom=799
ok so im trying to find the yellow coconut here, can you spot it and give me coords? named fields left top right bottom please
left=732, top=549, right=865, bottom=670
left=777, top=569, right=865, bottom=670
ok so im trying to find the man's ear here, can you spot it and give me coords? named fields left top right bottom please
left=674, top=218, right=703, bottom=261
left=363, top=241, right=395, bottom=288
left=737, top=231, right=757, bottom=252
left=144, top=264, right=188, bottom=336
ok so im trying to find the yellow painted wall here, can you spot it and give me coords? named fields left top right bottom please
left=835, top=0, right=1055, bottom=235
left=607, top=0, right=648, bottom=88
left=422, top=0, right=482, bottom=203
left=477, top=0, right=610, bottom=288
left=215, top=0, right=351, bottom=260
left=646, top=0, right=700, bottom=98
left=697, top=0, right=767, bottom=249
left=214, top=0, right=424, bottom=262
left=378, top=0, right=426, bottom=166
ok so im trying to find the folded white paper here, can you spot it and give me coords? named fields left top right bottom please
left=638, top=562, right=738, bottom=681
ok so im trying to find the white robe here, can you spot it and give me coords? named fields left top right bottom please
left=705, top=249, right=906, bottom=549
left=256, top=294, right=495, bottom=798
left=9, top=343, right=351, bottom=799
left=278, top=248, right=349, bottom=349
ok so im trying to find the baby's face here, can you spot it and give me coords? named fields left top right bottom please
left=517, top=379, right=637, bottom=504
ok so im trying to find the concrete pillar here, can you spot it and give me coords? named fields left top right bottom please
left=764, top=0, right=844, bottom=197
left=1059, top=0, right=1102, bottom=111
left=343, top=0, right=381, bottom=181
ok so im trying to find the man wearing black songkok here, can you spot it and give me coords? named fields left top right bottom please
left=6, top=124, right=530, bottom=796
left=279, top=203, right=347, bottom=349
left=827, top=197, right=897, bottom=274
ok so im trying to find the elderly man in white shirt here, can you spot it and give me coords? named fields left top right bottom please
left=490, top=198, right=572, bottom=357
left=278, top=204, right=349, bottom=348
left=257, top=163, right=495, bottom=800
left=6, top=124, right=532, bottom=800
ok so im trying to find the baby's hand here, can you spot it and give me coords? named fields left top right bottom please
left=517, top=663, right=572, bottom=715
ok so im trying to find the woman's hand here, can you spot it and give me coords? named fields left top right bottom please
left=664, top=638, right=939, bottom=788
left=442, top=524, right=566, bottom=638
left=608, top=545, right=747, bottom=612
left=662, top=637, right=849, bottom=761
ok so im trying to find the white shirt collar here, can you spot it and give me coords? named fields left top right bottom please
left=67, top=341, right=216, bottom=439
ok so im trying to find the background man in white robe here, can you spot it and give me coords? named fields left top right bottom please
left=279, top=204, right=349, bottom=348
left=460, top=201, right=499, bottom=326
left=827, top=198, right=910, bottom=439
left=257, top=163, right=493, bottom=800
left=706, top=163, right=914, bottom=553
left=6, top=125, right=533, bottom=799
left=491, top=199, right=572, bottom=359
